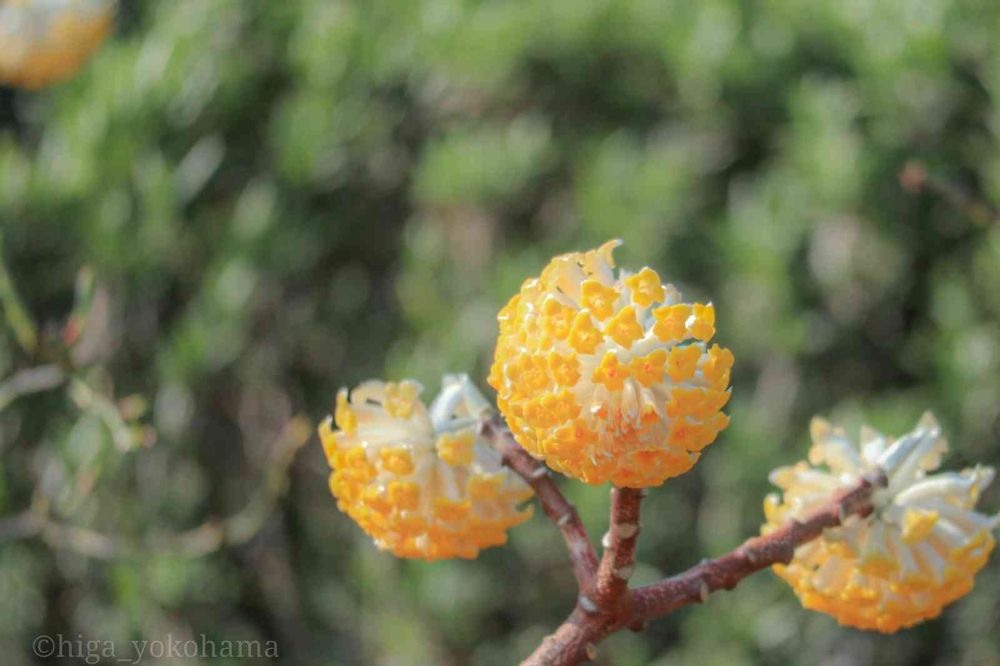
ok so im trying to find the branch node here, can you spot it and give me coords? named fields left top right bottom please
left=613, top=564, right=634, bottom=581
left=601, top=530, right=612, bottom=549
left=584, top=643, right=598, bottom=661
left=530, top=466, right=549, bottom=480
left=698, top=580, right=710, bottom=604
left=579, top=594, right=599, bottom=614
left=556, top=511, right=572, bottom=527
left=628, top=619, right=646, bottom=633
left=866, top=468, right=889, bottom=488
left=614, top=522, right=639, bottom=539
left=591, top=475, right=879, bottom=664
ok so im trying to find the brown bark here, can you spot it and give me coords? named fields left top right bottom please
left=481, top=415, right=888, bottom=666
left=482, top=414, right=598, bottom=592
left=593, top=487, right=643, bottom=606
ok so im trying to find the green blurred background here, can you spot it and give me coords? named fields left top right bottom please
left=1, top=1, right=999, bottom=664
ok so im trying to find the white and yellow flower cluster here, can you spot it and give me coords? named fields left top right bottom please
left=0, top=0, right=114, bottom=89
left=489, top=240, right=733, bottom=487
left=765, top=413, right=999, bottom=632
left=319, top=374, right=533, bottom=560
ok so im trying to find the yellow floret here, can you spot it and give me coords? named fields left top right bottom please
left=652, top=304, right=692, bottom=343
left=436, top=431, right=476, bottom=467
left=624, top=267, right=665, bottom=308
left=605, top=305, right=644, bottom=348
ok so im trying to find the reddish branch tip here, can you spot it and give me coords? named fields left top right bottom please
left=899, top=160, right=928, bottom=194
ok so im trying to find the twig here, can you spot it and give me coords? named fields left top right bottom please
left=481, top=413, right=599, bottom=593
left=0, top=510, right=40, bottom=542
left=630, top=470, right=885, bottom=619
left=0, top=364, right=66, bottom=411
left=68, top=377, right=137, bottom=452
left=520, top=471, right=887, bottom=665
left=0, top=506, right=123, bottom=560
left=0, top=231, right=38, bottom=355
left=0, top=415, right=311, bottom=559
left=171, top=414, right=312, bottom=556
left=899, top=160, right=1000, bottom=226
left=40, top=520, right=121, bottom=559
left=593, top=487, right=642, bottom=606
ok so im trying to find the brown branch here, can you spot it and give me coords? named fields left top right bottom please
left=899, top=160, right=1000, bottom=226
left=481, top=413, right=598, bottom=593
left=0, top=364, right=66, bottom=411
left=0, top=415, right=310, bottom=559
left=593, top=486, right=643, bottom=606
left=521, top=471, right=887, bottom=666
left=631, top=470, right=885, bottom=619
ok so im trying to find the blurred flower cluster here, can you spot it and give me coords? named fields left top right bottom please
left=0, top=0, right=114, bottom=88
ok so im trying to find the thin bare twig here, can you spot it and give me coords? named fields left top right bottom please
left=0, top=231, right=38, bottom=356
left=0, top=416, right=311, bottom=559
left=481, top=413, right=599, bottom=593
left=0, top=364, right=66, bottom=411
left=68, top=377, right=137, bottom=452
left=521, top=470, right=887, bottom=666
left=171, top=414, right=312, bottom=556
left=630, top=470, right=885, bottom=619
left=0, top=502, right=123, bottom=560
left=0, top=510, right=40, bottom=542
left=899, top=160, right=1000, bottom=226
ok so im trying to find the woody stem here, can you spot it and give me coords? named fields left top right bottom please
left=482, top=413, right=599, bottom=592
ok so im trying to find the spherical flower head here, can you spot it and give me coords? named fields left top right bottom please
left=489, top=240, right=733, bottom=487
left=764, top=413, right=1000, bottom=633
left=319, top=374, right=533, bottom=560
left=0, top=0, right=114, bottom=89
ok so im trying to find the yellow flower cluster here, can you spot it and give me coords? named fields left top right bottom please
left=765, top=413, right=999, bottom=632
left=0, top=0, right=114, bottom=89
left=319, top=374, right=533, bottom=560
left=489, top=240, right=733, bottom=487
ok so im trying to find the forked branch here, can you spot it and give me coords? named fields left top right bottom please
left=483, top=415, right=887, bottom=666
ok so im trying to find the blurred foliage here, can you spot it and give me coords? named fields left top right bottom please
left=1, top=1, right=999, bottom=665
